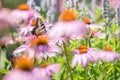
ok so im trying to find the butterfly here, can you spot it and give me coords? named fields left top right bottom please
left=31, top=18, right=47, bottom=36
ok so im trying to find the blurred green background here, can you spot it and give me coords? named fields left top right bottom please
left=3, top=0, right=27, bottom=9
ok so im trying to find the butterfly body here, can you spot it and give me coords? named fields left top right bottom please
left=31, top=18, right=47, bottom=36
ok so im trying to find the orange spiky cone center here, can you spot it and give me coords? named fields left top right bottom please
left=104, top=46, right=112, bottom=51
left=30, top=36, right=48, bottom=47
left=18, top=4, right=30, bottom=10
left=14, top=57, right=34, bottom=70
left=59, top=9, right=77, bottom=21
left=79, top=45, right=87, bottom=54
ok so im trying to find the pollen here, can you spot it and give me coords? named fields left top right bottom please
left=82, top=17, right=91, bottom=24
left=14, top=56, right=34, bottom=70
left=104, top=46, right=112, bottom=51
left=18, top=4, right=30, bottom=10
left=79, top=45, right=87, bottom=54
left=30, top=35, right=49, bottom=47
left=59, top=9, right=77, bottom=21
left=40, top=62, right=51, bottom=68
left=31, top=20, right=37, bottom=26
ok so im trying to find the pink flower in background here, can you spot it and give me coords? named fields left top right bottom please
left=99, top=46, right=120, bottom=62
left=18, top=19, right=37, bottom=37
left=3, top=69, right=35, bottom=80
left=82, top=17, right=106, bottom=39
left=32, top=63, right=60, bottom=80
left=92, top=31, right=106, bottom=39
left=0, top=9, right=17, bottom=31
left=19, top=24, right=34, bottom=36
left=110, top=0, right=120, bottom=9
left=72, top=46, right=99, bottom=67
left=3, top=56, right=35, bottom=80
left=13, top=35, right=61, bottom=60
left=3, top=56, right=60, bottom=80
left=10, top=4, right=40, bottom=24
left=86, top=24, right=104, bottom=29
left=0, top=35, right=23, bottom=45
left=49, top=9, right=88, bottom=42
left=3, top=64, right=60, bottom=80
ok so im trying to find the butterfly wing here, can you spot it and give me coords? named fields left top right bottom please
left=31, top=18, right=47, bottom=36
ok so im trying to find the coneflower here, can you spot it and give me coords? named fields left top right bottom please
left=72, top=45, right=99, bottom=67
left=99, top=46, right=120, bottom=62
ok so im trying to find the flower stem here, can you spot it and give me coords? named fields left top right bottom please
left=10, top=27, right=15, bottom=43
left=113, top=62, right=117, bottom=80
left=63, top=41, right=73, bottom=80
left=99, top=62, right=105, bottom=80
left=85, top=66, right=88, bottom=80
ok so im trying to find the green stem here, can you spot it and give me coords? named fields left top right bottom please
left=85, top=66, right=88, bottom=80
left=105, top=21, right=111, bottom=46
left=10, top=27, right=15, bottom=43
left=99, top=62, right=105, bottom=80
left=113, top=62, right=117, bottom=80
left=63, top=42, right=73, bottom=80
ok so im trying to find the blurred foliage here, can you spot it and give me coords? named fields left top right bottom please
left=3, top=0, right=27, bottom=9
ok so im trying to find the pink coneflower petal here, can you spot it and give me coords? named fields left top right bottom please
left=46, top=64, right=60, bottom=76
left=88, top=48, right=99, bottom=62
left=13, top=45, right=29, bottom=54
left=13, top=35, right=61, bottom=60
left=13, top=44, right=35, bottom=58
left=49, top=21, right=88, bottom=41
left=92, top=31, right=106, bottom=39
left=72, top=46, right=99, bottom=67
left=87, top=24, right=103, bottom=29
left=3, top=69, right=34, bottom=80
left=72, top=55, right=79, bottom=67
left=81, top=54, right=88, bottom=67
left=0, top=10, right=17, bottom=31
left=32, top=64, right=60, bottom=80
left=10, top=8, right=40, bottom=23
left=110, top=0, right=120, bottom=9
left=99, top=50, right=120, bottom=62
left=19, top=26, right=34, bottom=36
left=32, top=68, right=51, bottom=80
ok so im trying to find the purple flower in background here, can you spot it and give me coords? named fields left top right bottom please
left=110, top=0, right=120, bottom=9
left=99, top=46, right=120, bottom=62
left=91, top=31, right=106, bottom=39
left=49, top=9, right=88, bottom=42
left=13, top=35, right=61, bottom=60
left=3, top=56, right=60, bottom=80
left=3, top=69, right=35, bottom=80
left=32, top=63, right=60, bottom=80
left=82, top=17, right=106, bottom=39
left=10, top=4, right=40, bottom=24
left=0, top=9, right=17, bottom=31
left=72, top=46, right=99, bottom=67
